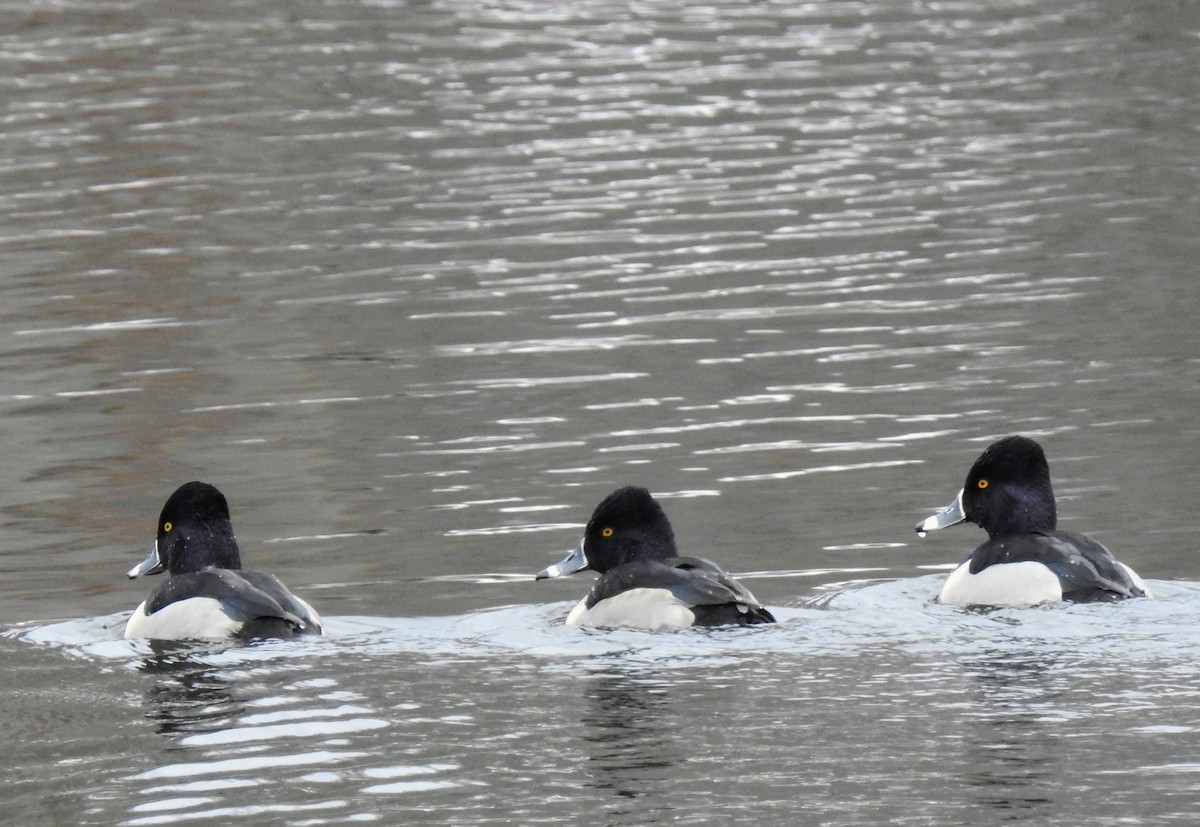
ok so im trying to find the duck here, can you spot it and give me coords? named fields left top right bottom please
left=535, top=486, right=775, bottom=630
left=915, top=435, right=1150, bottom=607
left=125, top=481, right=323, bottom=641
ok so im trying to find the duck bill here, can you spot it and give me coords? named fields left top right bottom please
left=535, top=538, right=589, bottom=580
left=915, top=489, right=967, bottom=535
left=127, top=543, right=166, bottom=579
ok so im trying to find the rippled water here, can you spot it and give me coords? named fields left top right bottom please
left=13, top=579, right=1200, bottom=825
left=2, top=0, right=1198, bottom=823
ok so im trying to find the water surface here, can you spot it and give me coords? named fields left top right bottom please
left=1, top=0, right=1198, bottom=823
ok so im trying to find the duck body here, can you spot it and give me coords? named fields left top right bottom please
left=939, top=530, right=1149, bottom=607
left=565, top=556, right=776, bottom=630
left=126, top=568, right=322, bottom=641
left=917, top=436, right=1149, bottom=608
left=124, top=482, right=322, bottom=641
left=537, top=486, right=775, bottom=631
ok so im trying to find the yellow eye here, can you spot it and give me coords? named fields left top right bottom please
left=163, top=521, right=173, bottom=532
left=601, top=527, right=613, bottom=537
left=977, top=479, right=989, bottom=490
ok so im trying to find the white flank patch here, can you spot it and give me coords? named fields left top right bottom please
left=124, top=598, right=243, bottom=641
left=566, top=588, right=696, bottom=631
left=937, top=560, right=1063, bottom=608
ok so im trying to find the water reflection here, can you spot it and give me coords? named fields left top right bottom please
left=122, top=647, right=390, bottom=826
left=137, top=651, right=242, bottom=738
left=957, top=651, right=1064, bottom=820
left=580, top=670, right=680, bottom=821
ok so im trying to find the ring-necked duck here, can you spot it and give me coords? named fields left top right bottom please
left=124, top=481, right=323, bottom=641
left=916, top=435, right=1150, bottom=607
left=535, top=486, right=775, bottom=630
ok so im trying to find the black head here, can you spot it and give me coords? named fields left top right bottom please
left=960, top=436, right=1058, bottom=539
left=128, top=481, right=243, bottom=578
left=580, top=486, right=678, bottom=573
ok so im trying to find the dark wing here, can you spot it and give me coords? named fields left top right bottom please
left=236, top=570, right=322, bottom=631
left=667, top=556, right=767, bottom=605
left=669, top=556, right=776, bottom=625
left=969, top=532, right=1144, bottom=601
left=1043, top=531, right=1146, bottom=601
left=586, top=557, right=775, bottom=625
left=145, top=569, right=320, bottom=636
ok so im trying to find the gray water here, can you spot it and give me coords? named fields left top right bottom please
left=2, top=0, right=1199, bottom=824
